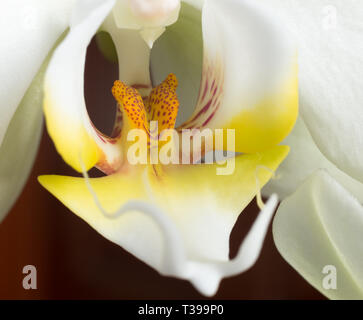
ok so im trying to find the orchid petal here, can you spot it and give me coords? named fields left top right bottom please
left=43, top=0, right=122, bottom=173
left=187, top=195, right=278, bottom=295
left=153, top=0, right=298, bottom=153
left=0, top=0, right=74, bottom=147
left=273, top=170, right=363, bottom=299
left=0, top=54, right=53, bottom=222
left=263, top=117, right=363, bottom=203
left=149, top=146, right=288, bottom=262
left=0, top=0, right=74, bottom=221
left=258, top=0, right=363, bottom=181
left=38, top=145, right=288, bottom=295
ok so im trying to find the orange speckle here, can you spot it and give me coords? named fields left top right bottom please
left=111, top=74, right=179, bottom=135
left=147, top=74, right=179, bottom=133
left=111, top=80, right=149, bottom=131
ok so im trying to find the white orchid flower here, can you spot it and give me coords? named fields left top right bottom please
left=35, top=0, right=297, bottom=297
left=2, top=0, right=362, bottom=299
left=259, top=1, right=363, bottom=299
left=0, top=0, right=299, bottom=296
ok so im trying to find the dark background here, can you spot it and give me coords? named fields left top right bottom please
left=0, top=39, right=324, bottom=300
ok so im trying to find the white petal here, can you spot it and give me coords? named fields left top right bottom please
left=186, top=195, right=278, bottom=296
left=0, top=54, right=53, bottom=222
left=263, top=117, right=363, bottom=203
left=43, top=0, right=122, bottom=173
left=117, top=195, right=278, bottom=297
left=0, top=0, right=74, bottom=147
left=201, top=0, right=296, bottom=124
left=258, top=0, right=363, bottom=181
left=273, top=170, right=363, bottom=299
left=153, top=0, right=298, bottom=153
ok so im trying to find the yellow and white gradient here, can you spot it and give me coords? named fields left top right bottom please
left=39, top=0, right=298, bottom=296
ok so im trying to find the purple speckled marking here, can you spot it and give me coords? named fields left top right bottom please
left=180, top=56, right=224, bottom=130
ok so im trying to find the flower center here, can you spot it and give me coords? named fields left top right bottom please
left=111, top=73, right=179, bottom=135
left=110, top=74, right=180, bottom=175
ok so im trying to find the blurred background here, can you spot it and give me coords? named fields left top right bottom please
left=0, top=38, right=324, bottom=300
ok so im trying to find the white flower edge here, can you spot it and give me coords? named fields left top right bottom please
left=0, top=0, right=75, bottom=221
left=258, top=0, right=363, bottom=182
left=0, top=55, right=45, bottom=222
left=0, top=0, right=74, bottom=147
left=76, top=165, right=279, bottom=296
left=263, top=116, right=363, bottom=204
left=273, top=170, right=363, bottom=299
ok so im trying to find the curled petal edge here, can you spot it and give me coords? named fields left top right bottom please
left=81, top=160, right=277, bottom=296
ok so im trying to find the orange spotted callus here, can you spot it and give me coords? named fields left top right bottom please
left=111, top=74, right=179, bottom=135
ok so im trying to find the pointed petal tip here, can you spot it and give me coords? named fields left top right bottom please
left=37, top=174, right=65, bottom=193
left=187, top=262, right=222, bottom=297
left=191, top=277, right=221, bottom=297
